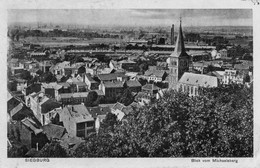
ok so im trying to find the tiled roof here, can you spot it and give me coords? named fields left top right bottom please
left=179, top=72, right=218, bottom=87
left=42, top=82, right=63, bottom=90
left=142, top=84, right=159, bottom=91
left=9, top=103, right=24, bottom=117
left=94, top=90, right=105, bottom=96
left=74, top=81, right=87, bottom=87
left=103, top=81, right=125, bottom=88
left=85, top=73, right=97, bottom=83
left=118, top=60, right=136, bottom=64
left=41, top=99, right=61, bottom=114
left=97, top=72, right=126, bottom=81
left=58, top=82, right=71, bottom=88
left=21, top=118, right=43, bottom=135
left=144, top=70, right=166, bottom=78
left=60, top=92, right=89, bottom=99
left=63, top=104, right=94, bottom=123
left=42, top=124, right=66, bottom=140
left=112, top=102, right=125, bottom=111
left=87, top=106, right=110, bottom=118
left=126, top=80, right=142, bottom=87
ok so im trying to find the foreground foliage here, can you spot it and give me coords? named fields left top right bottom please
left=74, top=84, right=253, bottom=157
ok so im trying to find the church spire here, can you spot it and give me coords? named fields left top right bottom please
left=170, top=18, right=188, bottom=57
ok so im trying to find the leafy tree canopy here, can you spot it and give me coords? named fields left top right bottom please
left=74, top=84, right=253, bottom=157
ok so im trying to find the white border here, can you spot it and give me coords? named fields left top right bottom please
left=0, top=0, right=259, bottom=168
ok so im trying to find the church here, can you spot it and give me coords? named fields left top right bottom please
left=167, top=20, right=218, bottom=93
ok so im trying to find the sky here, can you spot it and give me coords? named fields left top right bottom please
left=8, top=9, right=253, bottom=27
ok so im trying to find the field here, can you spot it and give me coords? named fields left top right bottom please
left=20, top=37, right=126, bottom=47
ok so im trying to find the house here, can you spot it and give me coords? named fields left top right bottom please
left=30, top=52, right=46, bottom=60
left=39, top=60, right=53, bottom=73
left=66, top=78, right=87, bottom=92
left=59, top=104, right=95, bottom=138
left=27, top=92, right=62, bottom=125
left=86, top=106, right=111, bottom=132
left=126, top=80, right=142, bottom=93
left=14, top=78, right=28, bottom=92
left=135, top=84, right=160, bottom=105
left=143, top=70, right=167, bottom=82
left=8, top=118, right=49, bottom=151
left=84, top=73, right=99, bottom=90
left=97, top=72, right=128, bottom=83
left=8, top=102, right=34, bottom=121
left=178, top=72, right=218, bottom=96
left=42, top=124, right=67, bottom=141
left=118, top=60, right=137, bottom=71
left=110, top=102, right=136, bottom=120
left=41, top=82, right=63, bottom=100
left=156, top=62, right=168, bottom=70
left=22, top=83, right=42, bottom=96
left=58, top=92, right=91, bottom=105
left=99, top=81, right=125, bottom=102
left=223, top=69, right=244, bottom=85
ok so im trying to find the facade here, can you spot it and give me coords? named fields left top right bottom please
left=167, top=20, right=190, bottom=90
left=59, top=104, right=95, bottom=138
left=27, top=92, right=61, bottom=125
left=99, top=81, right=125, bottom=101
left=84, top=73, right=99, bottom=90
left=178, top=72, right=218, bottom=96
left=143, top=69, right=167, bottom=82
left=58, top=92, right=90, bottom=105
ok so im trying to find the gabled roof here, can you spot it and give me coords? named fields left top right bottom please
left=59, top=92, right=89, bottom=99
left=42, top=124, right=66, bottom=140
left=103, top=81, right=125, bottom=88
left=21, top=118, right=43, bottom=135
left=118, top=60, right=136, bottom=64
left=62, top=104, right=94, bottom=123
left=9, top=103, right=24, bottom=118
left=97, top=72, right=127, bottom=81
left=112, top=102, right=126, bottom=111
left=179, top=72, right=218, bottom=87
left=85, top=73, right=98, bottom=83
left=42, top=82, right=63, bottom=90
left=142, top=84, right=160, bottom=91
left=126, top=80, right=142, bottom=87
left=144, top=70, right=166, bottom=78
left=86, top=106, right=110, bottom=118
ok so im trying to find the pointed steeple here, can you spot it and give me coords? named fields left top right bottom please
left=170, top=18, right=188, bottom=57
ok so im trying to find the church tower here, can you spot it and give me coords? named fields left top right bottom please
left=167, top=19, right=190, bottom=90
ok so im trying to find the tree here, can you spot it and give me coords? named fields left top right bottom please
left=119, top=88, right=134, bottom=106
left=37, top=141, right=67, bottom=157
left=73, top=84, right=253, bottom=157
left=84, top=91, right=98, bottom=107
left=8, top=145, right=28, bottom=158
left=40, top=72, right=57, bottom=83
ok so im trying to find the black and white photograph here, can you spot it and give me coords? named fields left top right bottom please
left=1, top=0, right=260, bottom=168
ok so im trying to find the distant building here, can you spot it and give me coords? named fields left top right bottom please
left=167, top=20, right=190, bottom=90
left=171, top=24, right=174, bottom=45
left=8, top=118, right=49, bottom=151
left=143, top=69, right=167, bottom=82
left=99, top=81, right=125, bottom=102
left=178, top=72, right=218, bottom=96
left=27, top=92, right=61, bottom=125
left=59, top=104, right=95, bottom=138
left=135, top=84, right=160, bottom=105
